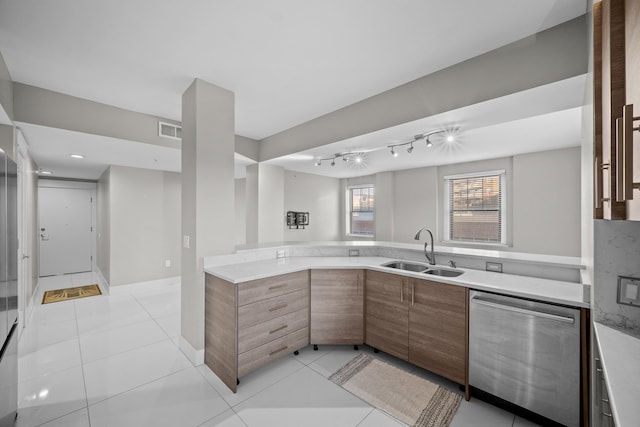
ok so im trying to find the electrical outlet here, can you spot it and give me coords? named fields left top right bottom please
left=183, top=235, right=190, bottom=249
left=165, top=259, right=171, bottom=268
left=617, top=276, right=640, bottom=307
left=276, top=250, right=286, bottom=259
left=486, top=262, right=503, bottom=273
left=348, top=249, right=360, bottom=257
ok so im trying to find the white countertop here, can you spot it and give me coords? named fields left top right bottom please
left=593, top=322, right=640, bottom=427
left=205, top=256, right=588, bottom=308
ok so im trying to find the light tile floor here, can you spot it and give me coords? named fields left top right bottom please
left=16, top=273, right=540, bottom=427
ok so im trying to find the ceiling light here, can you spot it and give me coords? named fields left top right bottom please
left=446, top=135, right=455, bottom=143
left=355, top=156, right=362, bottom=163
left=407, top=143, right=414, bottom=153
left=314, top=160, right=321, bottom=166
left=391, top=147, right=398, bottom=157
left=426, top=136, right=433, bottom=148
left=330, top=159, right=336, bottom=166
left=70, top=154, right=85, bottom=159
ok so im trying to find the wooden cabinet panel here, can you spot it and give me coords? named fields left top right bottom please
left=238, top=270, right=308, bottom=306
left=310, top=269, right=363, bottom=345
left=365, top=271, right=409, bottom=360
left=408, top=279, right=467, bottom=384
left=237, top=288, right=308, bottom=330
left=625, top=0, right=640, bottom=219
left=206, top=271, right=309, bottom=392
left=238, top=327, right=309, bottom=377
left=238, top=307, right=308, bottom=354
left=205, top=274, right=238, bottom=393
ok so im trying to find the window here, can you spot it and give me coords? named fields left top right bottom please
left=348, top=186, right=375, bottom=236
left=444, top=171, right=506, bottom=244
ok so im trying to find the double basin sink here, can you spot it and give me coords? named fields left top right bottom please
left=381, top=261, right=464, bottom=277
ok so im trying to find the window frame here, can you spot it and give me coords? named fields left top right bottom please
left=443, top=170, right=507, bottom=246
left=346, top=184, right=375, bottom=238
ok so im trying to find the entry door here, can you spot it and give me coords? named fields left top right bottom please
left=39, top=187, right=93, bottom=276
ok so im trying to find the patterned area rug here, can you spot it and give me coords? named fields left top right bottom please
left=330, top=353, right=462, bottom=427
left=42, top=284, right=102, bottom=304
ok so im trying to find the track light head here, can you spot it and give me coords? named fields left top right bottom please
left=426, top=136, right=433, bottom=148
left=446, top=134, right=455, bottom=143
left=330, top=159, right=336, bottom=166
left=407, top=143, right=414, bottom=153
left=390, top=147, right=398, bottom=157
left=314, top=160, right=321, bottom=166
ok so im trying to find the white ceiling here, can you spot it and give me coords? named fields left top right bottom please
left=0, top=0, right=588, bottom=180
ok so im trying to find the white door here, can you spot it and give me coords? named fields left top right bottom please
left=39, top=187, right=93, bottom=276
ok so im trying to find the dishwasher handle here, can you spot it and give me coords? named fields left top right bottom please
left=470, top=296, right=575, bottom=324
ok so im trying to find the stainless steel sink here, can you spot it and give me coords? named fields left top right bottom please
left=423, top=268, right=464, bottom=277
left=381, top=261, right=429, bottom=272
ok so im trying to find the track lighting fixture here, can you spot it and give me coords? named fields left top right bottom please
left=313, top=128, right=458, bottom=168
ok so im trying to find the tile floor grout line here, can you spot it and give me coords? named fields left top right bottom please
left=85, top=364, right=194, bottom=409
left=73, top=295, right=93, bottom=427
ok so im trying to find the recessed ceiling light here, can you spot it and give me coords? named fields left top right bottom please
left=70, top=154, right=85, bottom=159
left=446, top=135, right=455, bottom=143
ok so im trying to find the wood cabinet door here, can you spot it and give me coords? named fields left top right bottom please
left=408, top=279, right=467, bottom=384
left=365, top=270, right=409, bottom=360
left=626, top=0, right=640, bottom=219
left=310, top=269, right=364, bottom=344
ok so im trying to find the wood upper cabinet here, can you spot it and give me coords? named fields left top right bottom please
left=408, top=278, right=467, bottom=385
left=310, top=269, right=364, bottom=345
left=625, top=0, right=640, bottom=219
left=365, top=270, right=409, bottom=360
left=594, top=0, right=640, bottom=220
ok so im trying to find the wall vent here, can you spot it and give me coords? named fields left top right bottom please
left=158, top=121, right=182, bottom=140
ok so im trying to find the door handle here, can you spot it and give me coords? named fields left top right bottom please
left=22, top=254, right=30, bottom=260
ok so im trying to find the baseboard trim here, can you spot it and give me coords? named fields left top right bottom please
left=94, top=268, right=110, bottom=295
left=109, top=275, right=180, bottom=295
left=179, top=336, right=205, bottom=366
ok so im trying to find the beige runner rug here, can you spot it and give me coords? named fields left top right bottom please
left=330, top=353, right=462, bottom=427
left=42, top=284, right=102, bottom=304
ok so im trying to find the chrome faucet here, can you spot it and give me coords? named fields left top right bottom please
left=414, top=227, right=435, bottom=265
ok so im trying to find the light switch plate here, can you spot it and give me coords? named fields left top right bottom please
left=617, top=276, right=640, bottom=307
left=276, top=250, right=286, bottom=259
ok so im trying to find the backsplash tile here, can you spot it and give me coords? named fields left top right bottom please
left=594, top=220, right=640, bottom=330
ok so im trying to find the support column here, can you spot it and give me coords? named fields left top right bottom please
left=181, top=79, right=235, bottom=364
left=245, top=163, right=284, bottom=243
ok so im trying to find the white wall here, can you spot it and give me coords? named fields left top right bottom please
left=283, top=171, right=341, bottom=241
left=99, top=165, right=181, bottom=286
left=390, top=147, right=581, bottom=256
left=245, top=163, right=285, bottom=243
left=512, top=148, right=581, bottom=256
left=235, top=178, right=246, bottom=245
left=393, top=167, right=438, bottom=242
left=97, top=167, right=111, bottom=284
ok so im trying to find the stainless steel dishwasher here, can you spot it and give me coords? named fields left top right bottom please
left=469, top=290, right=580, bottom=427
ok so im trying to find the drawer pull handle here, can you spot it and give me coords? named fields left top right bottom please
left=269, top=284, right=287, bottom=290
left=269, top=346, right=288, bottom=356
left=269, top=325, right=288, bottom=334
left=602, top=411, right=613, bottom=418
left=269, top=303, right=288, bottom=312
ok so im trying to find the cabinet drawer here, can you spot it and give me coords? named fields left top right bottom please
left=238, top=288, right=309, bottom=330
left=238, top=307, right=309, bottom=353
left=238, top=327, right=309, bottom=377
left=238, top=271, right=308, bottom=306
